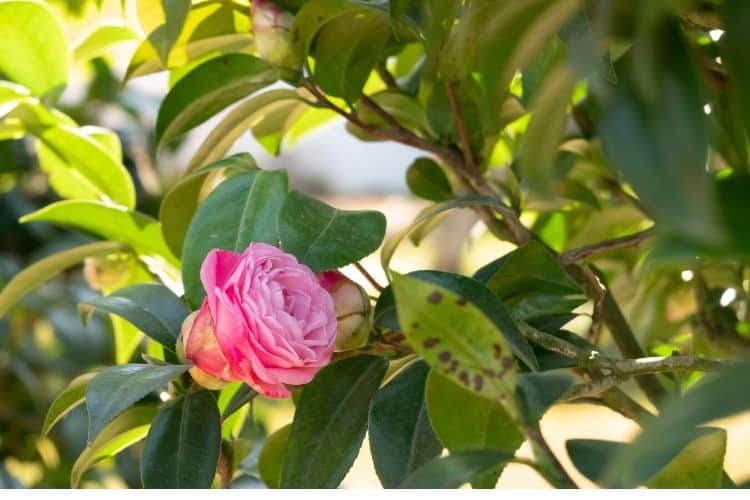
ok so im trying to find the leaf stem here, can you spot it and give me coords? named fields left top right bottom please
left=559, top=228, right=655, bottom=265
left=354, top=261, right=384, bottom=292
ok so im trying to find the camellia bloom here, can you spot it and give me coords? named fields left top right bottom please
left=251, top=0, right=300, bottom=69
left=317, top=270, right=371, bottom=349
left=182, top=243, right=337, bottom=398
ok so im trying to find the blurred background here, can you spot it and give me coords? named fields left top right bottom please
left=2, top=0, right=750, bottom=489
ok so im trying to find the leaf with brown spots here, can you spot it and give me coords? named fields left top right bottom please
left=391, top=273, right=519, bottom=407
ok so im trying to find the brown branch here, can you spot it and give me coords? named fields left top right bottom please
left=354, top=261, right=384, bottom=292
left=376, top=62, right=398, bottom=89
left=444, top=80, right=477, bottom=172
left=559, top=228, right=655, bottom=266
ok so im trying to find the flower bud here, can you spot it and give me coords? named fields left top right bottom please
left=83, top=253, right=132, bottom=292
left=251, top=0, right=300, bottom=69
left=318, top=271, right=371, bottom=350
left=179, top=305, right=234, bottom=390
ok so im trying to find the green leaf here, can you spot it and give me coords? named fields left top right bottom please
left=155, top=54, right=279, bottom=145
left=280, top=355, right=388, bottom=488
left=73, top=22, right=139, bottom=62
left=381, top=195, right=505, bottom=271
left=0, top=0, right=68, bottom=97
left=20, top=201, right=179, bottom=269
left=220, top=384, right=258, bottom=420
left=517, top=64, right=576, bottom=195
left=391, top=273, right=519, bottom=405
left=515, top=370, right=577, bottom=423
left=399, top=450, right=513, bottom=489
left=369, top=360, right=442, bottom=488
left=42, top=372, right=97, bottom=436
left=312, top=8, right=392, bottom=102
left=182, top=170, right=289, bottom=307
left=135, top=0, right=190, bottom=64
left=277, top=190, right=386, bottom=272
left=0, top=241, right=127, bottom=318
left=602, top=359, right=750, bottom=487
left=406, top=158, right=453, bottom=202
left=292, top=0, right=364, bottom=60
left=33, top=125, right=136, bottom=209
left=161, top=153, right=258, bottom=257
left=71, top=405, right=156, bottom=488
left=258, top=423, right=292, bottom=489
left=79, top=283, right=189, bottom=349
left=86, top=363, right=188, bottom=444
left=425, top=371, right=523, bottom=488
left=474, top=240, right=586, bottom=321
left=720, top=1, right=750, bottom=162
left=252, top=101, right=307, bottom=155
left=568, top=428, right=727, bottom=488
left=140, top=391, right=221, bottom=488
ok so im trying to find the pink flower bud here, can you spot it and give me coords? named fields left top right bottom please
left=251, top=0, right=300, bottom=68
left=179, top=306, right=234, bottom=390
left=318, top=271, right=371, bottom=350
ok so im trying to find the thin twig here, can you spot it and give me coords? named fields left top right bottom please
left=354, top=261, right=384, bottom=292
left=559, top=228, right=655, bottom=265
left=444, top=80, right=477, bottom=171
left=376, top=62, right=398, bottom=89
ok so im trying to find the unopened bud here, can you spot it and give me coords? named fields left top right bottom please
left=251, top=0, right=300, bottom=69
left=318, top=271, right=371, bottom=350
left=179, top=305, right=234, bottom=390
left=82, top=253, right=132, bottom=292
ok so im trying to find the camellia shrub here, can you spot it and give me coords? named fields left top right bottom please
left=2, top=0, right=750, bottom=490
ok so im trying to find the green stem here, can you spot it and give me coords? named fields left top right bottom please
left=523, top=424, right=577, bottom=489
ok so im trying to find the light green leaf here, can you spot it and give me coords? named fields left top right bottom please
left=278, top=190, right=387, bottom=272
left=86, top=363, right=188, bottom=443
left=399, top=450, right=513, bottom=489
left=79, top=283, right=189, bottom=350
left=20, top=201, right=179, bottom=270
left=0, top=241, right=127, bottom=318
left=258, top=423, right=292, bottom=489
left=281, top=355, right=388, bottom=488
left=71, top=405, right=156, bottom=488
left=140, top=391, right=221, bottom=488
left=73, top=22, right=139, bottom=62
left=391, top=273, right=519, bottom=405
left=135, top=0, right=191, bottom=64
left=155, top=54, right=279, bottom=145
left=182, top=170, right=289, bottom=307
left=0, top=0, right=69, bottom=97
left=42, top=372, right=97, bottom=436
left=292, top=0, right=364, bottom=60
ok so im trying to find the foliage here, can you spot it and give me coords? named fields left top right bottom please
left=1, top=0, right=750, bottom=490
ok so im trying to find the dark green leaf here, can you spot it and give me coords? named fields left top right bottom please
left=140, top=391, right=221, bottom=488
left=86, top=364, right=188, bottom=443
left=42, top=372, right=97, bottom=436
left=182, top=170, right=289, bottom=307
left=369, top=360, right=442, bottom=488
left=259, top=424, right=292, bottom=489
left=406, top=158, right=453, bottom=202
left=399, top=450, right=513, bottom=489
left=79, top=283, right=189, bottom=349
left=277, top=190, right=386, bottom=272
left=280, top=355, right=387, bottom=488
left=221, top=384, right=258, bottom=420
left=425, top=371, right=523, bottom=488
left=515, top=370, right=578, bottom=423
left=155, top=54, right=279, bottom=145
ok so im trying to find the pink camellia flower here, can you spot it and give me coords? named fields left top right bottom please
left=318, top=270, right=371, bottom=350
left=251, top=0, right=300, bottom=68
left=182, top=243, right=337, bottom=398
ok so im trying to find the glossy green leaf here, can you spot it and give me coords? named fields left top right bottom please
left=406, top=158, right=453, bottom=202
left=391, top=273, right=519, bottom=405
left=71, top=405, right=157, bottom=488
left=259, top=424, right=292, bottom=489
left=603, top=360, right=750, bottom=487
left=135, top=0, right=190, bottom=64
left=79, top=283, right=188, bottom=349
left=161, top=153, right=259, bottom=257
left=277, top=190, right=386, bottom=272
left=33, top=125, right=136, bottom=209
left=369, top=360, right=442, bottom=488
left=399, top=450, right=513, bottom=489
left=140, top=391, right=221, bottom=488
left=0, top=0, right=68, bottom=97
left=220, top=384, right=258, bottom=420
left=42, top=372, right=97, bottom=436
left=0, top=241, right=127, bottom=318
left=280, top=355, right=387, bottom=488
left=313, top=8, right=391, bottom=102
left=425, top=371, right=523, bottom=488
left=86, top=363, right=188, bottom=443
left=381, top=195, right=505, bottom=271
left=73, top=23, right=139, bottom=62
left=155, top=54, right=279, bottom=145
left=182, top=170, right=289, bottom=307
left=252, top=101, right=307, bottom=155
left=720, top=1, right=750, bottom=167
left=515, top=370, right=578, bottom=423
left=292, top=0, right=364, bottom=60
left=20, top=201, right=179, bottom=269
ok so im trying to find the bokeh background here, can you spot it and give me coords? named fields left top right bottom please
left=2, top=0, right=750, bottom=489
